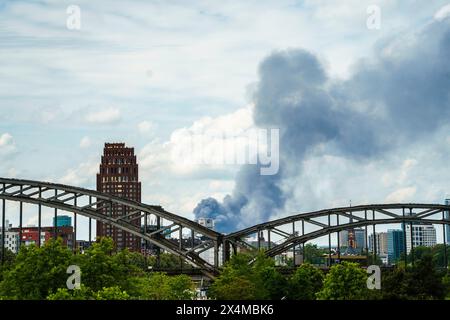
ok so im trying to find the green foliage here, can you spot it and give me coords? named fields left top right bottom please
left=209, top=252, right=287, bottom=300
left=303, top=244, right=326, bottom=265
left=47, top=285, right=130, bottom=300
left=408, top=245, right=450, bottom=268
left=0, top=238, right=74, bottom=299
left=287, top=263, right=324, bottom=300
left=77, top=237, right=142, bottom=292
left=0, top=237, right=196, bottom=300
left=46, top=285, right=92, bottom=300
left=0, top=249, right=16, bottom=281
left=442, top=272, right=450, bottom=299
left=382, top=254, right=446, bottom=300
left=131, top=273, right=194, bottom=300
left=147, top=252, right=192, bottom=270
left=316, top=262, right=371, bottom=300
left=94, top=286, right=130, bottom=300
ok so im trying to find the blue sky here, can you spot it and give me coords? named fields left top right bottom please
left=1, top=0, right=450, bottom=242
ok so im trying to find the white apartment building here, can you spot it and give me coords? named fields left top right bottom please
left=405, top=223, right=436, bottom=254
left=0, top=220, right=20, bottom=254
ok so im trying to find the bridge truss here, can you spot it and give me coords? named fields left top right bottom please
left=0, top=178, right=222, bottom=278
left=223, top=204, right=450, bottom=268
left=1, top=178, right=449, bottom=278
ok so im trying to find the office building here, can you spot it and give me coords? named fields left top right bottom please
left=53, top=215, right=72, bottom=227
left=197, top=218, right=216, bottom=265
left=0, top=221, right=19, bottom=254
left=197, top=218, right=215, bottom=230
left=10, top=225, right=74, bottom=248
left=387, top=229, right=405, bottom=264
left=369, top=232, right=388, bottom=255
left=405, top=223, right=436, bottom=254
left=96, top=143, right=142, bottom=251
left=19, top=228, right=51, bottom=247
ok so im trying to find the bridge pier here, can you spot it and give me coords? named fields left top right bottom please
left=222, top=239, right=230, bottom=264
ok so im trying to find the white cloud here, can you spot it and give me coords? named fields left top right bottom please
left=138, top=121, right=154, bottom=134
left=79, top=136, right=91, bottom=148
left=0, top=133, right=16, bottom=155
left=385, top=187, right=417, bottom=203
left=434, top=4, right=450, bottom=20
left=59, top=161, right=98, bottom=187
left=0, top=133, right=13, bottom=147
left=84, top=108, right=121, bottom=125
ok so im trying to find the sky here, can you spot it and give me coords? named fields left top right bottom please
left=1, top=0, right=450, bottom=243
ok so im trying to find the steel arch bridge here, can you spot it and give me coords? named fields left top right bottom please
left=1, top=178, right=449, bottom=278
left=0, top=178, right=222, bottom=279
left=223, top=203, right=450, bottom=265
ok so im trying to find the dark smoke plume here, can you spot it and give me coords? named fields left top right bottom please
left=194, top=17, right=450, bottom=233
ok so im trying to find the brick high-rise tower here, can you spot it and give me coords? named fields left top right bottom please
left=96, top=143, right=141, bottom=251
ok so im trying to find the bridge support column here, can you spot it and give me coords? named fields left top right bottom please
left=443, top=211, right=448, bottom=269
left=38, top=187, right=42, bottom=248
left=1, top=195, right=5, bottom=265
left=156, top=216, right=161, bottom=268
left=214, top=241, right=219, bottom=268
left=19, top=187, right=23, bottom=252
left=222, top=239, right=230, bottom=264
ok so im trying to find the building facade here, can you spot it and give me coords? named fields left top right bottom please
left=10, top=226, right=74, bottom=248
left=196, top=218, right=216, bottom=266
left=405, top=223, right=436, bottom=254
left=387, top=229, right=405, bottom=264
left=339, top=228, right=366, bottom=254
left=0, top=221, right=19, bottom=254
left=53, top=215, right=72, bottom=227
left=369, top=232, right=388, bottom=255
left=96, top=143, right=142, bottom=251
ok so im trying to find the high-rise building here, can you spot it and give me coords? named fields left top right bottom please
left=0, top=221, right=19, bottom=254
left=96, top=143, right=142, bottom=251
left=339, top=228, right=366, bottom=254
left=387, top=229, right=405, bottom=264
left=53, top=215, right=72, bottom=227
left=445, top=199, right=450, bottom=243
left=197, top=218, right=216, bottom=265
left=197, top=218, right=215, bottom=230
left=405, top=223, right=436, bottom=254
left=369, top=232, right=388, bottom=255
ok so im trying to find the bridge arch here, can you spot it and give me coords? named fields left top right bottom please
left=224, top=204, right=450, bottom=265
left=0, top=178, right=222, bottom=278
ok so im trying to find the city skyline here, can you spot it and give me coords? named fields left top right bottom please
left=1, top=1, right=450, bottom=244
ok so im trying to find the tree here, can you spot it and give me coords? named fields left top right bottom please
left=46, top=285, right=92, bottom=300
left=287, top=263, right=324, bottom=300
left=147, top=252, right=192, bottom=270
left=94, top=286, right=130, bottom=300
left=0, top=249, right=16, bottom=281
left=382, top=254, right=446, bottom=300
left=316, top=262, right=371, bottom=300
left=77, top=237, right=142, bottom=292
left=132, top=272, right=195, bottom=300
left=442, top=272, right=450, bottom=299
left=406, top=254, right=445, bottom=299
left=209, top=253, right=287, bottom=300
left=381, top=265, right=410, bottom=299
left=0, top=238, right=74, bottom=299
left=303, top=244, right=326, bottom=265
